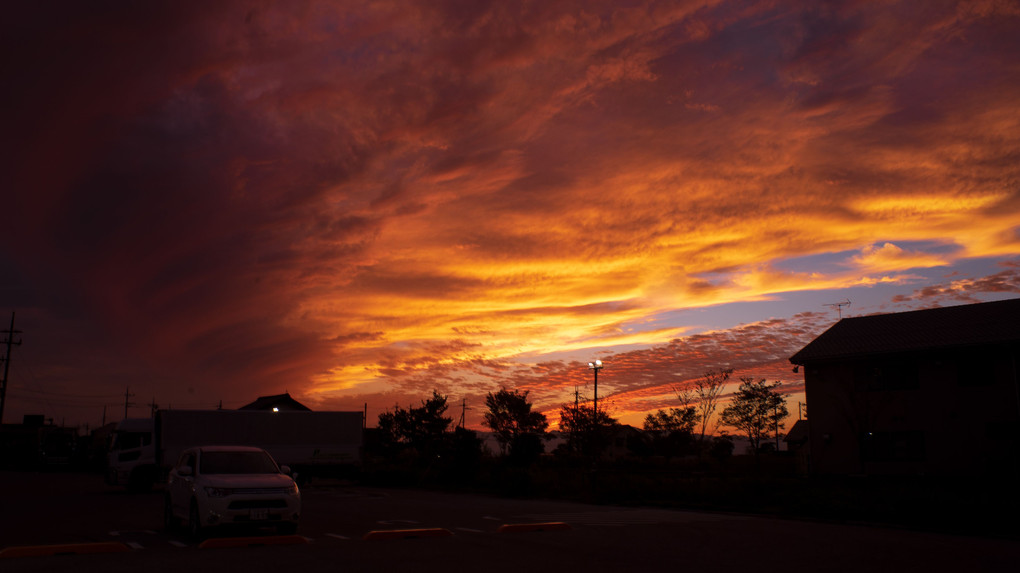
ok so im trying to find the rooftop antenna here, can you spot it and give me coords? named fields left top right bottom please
left=824, top=299, right=851, bottom=319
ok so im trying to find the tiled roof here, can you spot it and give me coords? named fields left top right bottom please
left=238, top=393, right=312, bottom=411
left=789, top=298, right=1020, bottom=364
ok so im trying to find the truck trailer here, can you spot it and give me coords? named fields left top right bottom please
left=106, top=409, right=363, bottom=490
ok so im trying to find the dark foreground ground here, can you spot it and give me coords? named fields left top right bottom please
left=2, top=469, right=1019, bottom=573
left=358, top=453, right=1020, bottom=539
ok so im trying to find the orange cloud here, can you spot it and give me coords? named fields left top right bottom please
left=4, top=1, right=1020, bottom=429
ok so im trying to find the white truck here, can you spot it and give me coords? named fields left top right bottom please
left=106, top=409, right=363, bottom=490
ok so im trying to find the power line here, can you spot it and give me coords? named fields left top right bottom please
left=10, top=386, right=122, bottom=399
left=8, top=394, right=112, bottom=407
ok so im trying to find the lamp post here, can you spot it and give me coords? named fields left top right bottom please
left=587, top=359, right=603, bottom=414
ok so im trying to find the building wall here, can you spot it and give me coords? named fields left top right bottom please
left=804, top=346, right=1020, bottom=476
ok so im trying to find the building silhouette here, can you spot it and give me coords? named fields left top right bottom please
left=238, top=393, right=312, bottom=412
left=790, top=298, right=1020, bottom=476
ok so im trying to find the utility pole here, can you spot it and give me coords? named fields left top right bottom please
left=1, top=312, right=23, bottom=425
left=457, top=398, right=468, bottom=429
left=149, top=397, right=158, bottom=418
left=588, top=360, right=603, bottom=414
left=774, top=399, right=783, bottom=452
left=123, top=387, right=135, bottom=419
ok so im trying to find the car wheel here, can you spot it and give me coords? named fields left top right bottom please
left=163, top=496, right=177, bottom=531
left=188, top=500, right=204, bottom=540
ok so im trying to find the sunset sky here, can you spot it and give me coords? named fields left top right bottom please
left=3, top=0, right=1020, bottom=432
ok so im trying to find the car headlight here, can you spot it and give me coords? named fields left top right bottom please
left=287, top=483, right=300, bottom=496
left=204, top=487, right=233, bottom=497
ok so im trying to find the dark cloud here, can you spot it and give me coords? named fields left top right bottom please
left=3, top=1, right=1019, bottom=427
left=890, top=261, right=1020, bottom=306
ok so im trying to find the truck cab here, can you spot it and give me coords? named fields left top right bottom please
left=106, top=418, right=157, bottom=489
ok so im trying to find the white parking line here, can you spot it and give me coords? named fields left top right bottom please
left=168, top=541, right=188, bottom=548
left=326, top=533, right=350, bottom=540
left=455, top=527, right=483, bottom=533
left=126, top=542, right=144, bottom=550
left=482, top=516, right=501, bottom=521
left=109, top=530, right=158, bottom=537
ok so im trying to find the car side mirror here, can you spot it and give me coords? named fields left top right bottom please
left=178, top=465, right=194, bottom=477
left=280, top=465, right=292, bottom=475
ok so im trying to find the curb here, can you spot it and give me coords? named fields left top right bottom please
left=362, top=528, right=453, bottom=540
left=0, top=541, right=131, bottom=559
left=497, top=522, right=572, bottom=533
left=198, top=535, right=308, bottom=549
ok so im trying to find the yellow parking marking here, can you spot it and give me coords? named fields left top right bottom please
left=0, top=542, right=131, bottom=558
left=362, top=528, right=453, bottom=540
left=497, top=522, right=572, bottom=533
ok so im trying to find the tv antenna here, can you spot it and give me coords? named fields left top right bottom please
left=824, top=299, right=851, bottom=319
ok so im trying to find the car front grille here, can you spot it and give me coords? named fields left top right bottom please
left=228, top=499, right=289, bottom=509
left=230, top=487, right=294, bottom=495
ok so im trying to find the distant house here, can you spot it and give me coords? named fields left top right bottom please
left=0, top=415, right=79, bottom=468
left=603, top=424, right=649, bottom=460
left=789, top=298, right=1020, bottom=476
left=238, top=393, right=312, bottom=412
left=783, top=419, right=810, bottom=473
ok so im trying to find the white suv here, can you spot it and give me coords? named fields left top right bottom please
left=165, top=446, right=301, bottom=538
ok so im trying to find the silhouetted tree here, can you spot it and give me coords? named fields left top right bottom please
left=376, top=390, right=453, bottom=456
left=442, top=426, right=484, bottom=479
left=643, top=407, right=697, bottom=434
left=719, top=378, right=789, bottom=456
left=482, top=388, right=549, bottom=462
left=709, top=434, right=734, bottom=461
left=694, top=369, right=730, bottom=445
left=643, top=406, right=698, bottom=457
left=558, top=403, right=616, bottom=458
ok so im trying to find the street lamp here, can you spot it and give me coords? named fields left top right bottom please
left=587, top=359, right=603, bottom=414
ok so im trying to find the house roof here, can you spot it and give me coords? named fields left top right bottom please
left=237, top=393, right=312, bottom=411
left=784, top=419, right=809, bottom=444
left=790, top=298, right=1020, bottom=365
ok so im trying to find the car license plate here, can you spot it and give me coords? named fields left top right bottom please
left=250, top=509, right=268, bottom=521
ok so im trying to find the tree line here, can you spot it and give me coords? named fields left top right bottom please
left=367, top=369, right=790, bottom=467
left=643, top=370, right=790, bottom=458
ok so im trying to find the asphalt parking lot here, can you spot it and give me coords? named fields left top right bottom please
left=3, top=470, right=1019, bottom=573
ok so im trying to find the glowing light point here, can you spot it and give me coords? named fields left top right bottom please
left=588, top=359, right=604, bottom=413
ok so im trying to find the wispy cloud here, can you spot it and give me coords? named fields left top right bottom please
left=3, top=1, right=1019, bottom=427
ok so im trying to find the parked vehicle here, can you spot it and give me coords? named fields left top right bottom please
left=165, top=446, right=301, bottom=538
left=106, top=409, right=363, bottom=490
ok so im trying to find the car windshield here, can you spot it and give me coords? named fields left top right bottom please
left=199, top=451, right=279, bottom=475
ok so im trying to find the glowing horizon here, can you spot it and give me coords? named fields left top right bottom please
left=3, top=1, right=1020, bottom=430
